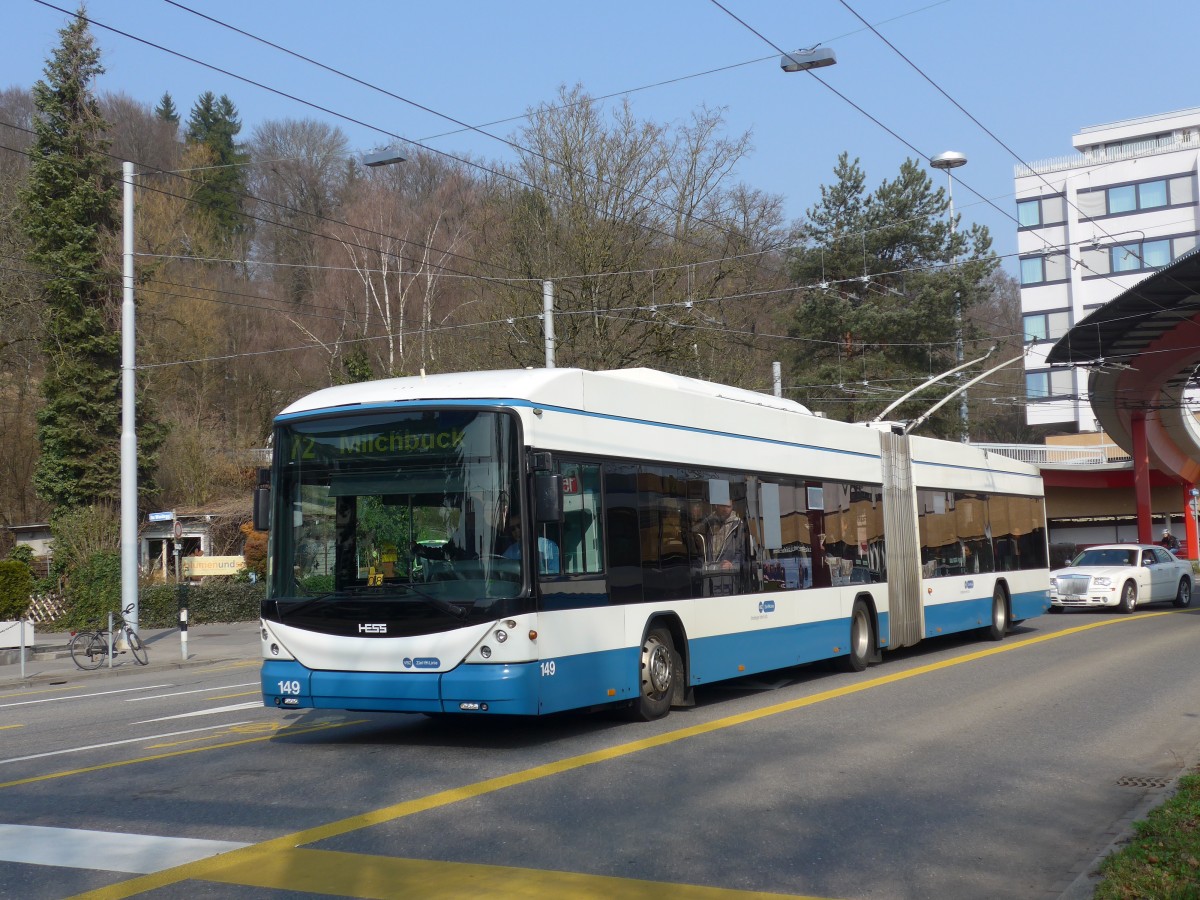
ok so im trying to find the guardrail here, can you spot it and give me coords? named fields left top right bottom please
left=974, top=443, right=1130, bottom=466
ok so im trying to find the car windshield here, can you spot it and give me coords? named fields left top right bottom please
left=266, top=408, right=527, bottom=627
left=1071, top=548, right=1137, bottom=568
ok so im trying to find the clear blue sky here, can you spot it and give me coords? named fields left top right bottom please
left=3, top=0, right=1198, bottom=272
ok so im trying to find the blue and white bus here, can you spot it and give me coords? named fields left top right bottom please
left=258, top=367, right=1049, bottom=720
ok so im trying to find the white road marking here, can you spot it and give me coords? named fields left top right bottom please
left=0, top=722, right=254, bottom=765
left=0, top=824, right=247, bottom=873
left=131, top=701, right=263, bottom=724
left=0, top=684, right=174, bottom=710
left=124, top=682, right=259, bottom=702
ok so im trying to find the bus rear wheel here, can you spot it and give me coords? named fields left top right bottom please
left=840, top=601, right=873, bottom=672
left=982, top=585, right=1008, bottom=641
left=631, top=627, right=676, bottom=721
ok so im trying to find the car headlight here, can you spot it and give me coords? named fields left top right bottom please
left=1093, top=576, right=1111, bottom=587
left=1049, top=577, right=1057, bottom=589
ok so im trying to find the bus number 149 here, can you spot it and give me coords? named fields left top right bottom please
left=540, top=661, right=556, bottom=677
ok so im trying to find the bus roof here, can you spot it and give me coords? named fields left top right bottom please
left=278, top=367, right=814, bottom=418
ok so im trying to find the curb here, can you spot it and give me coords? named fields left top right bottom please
left=1057, top=765, right=1195, bottom=899
left=0, top=651, right=256, bottom=690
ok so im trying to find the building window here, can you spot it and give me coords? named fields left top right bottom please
left=1107, top=184, right=1137, bottom=214
left=1110, top=238, right=1176, bottom=274
left=1019, top=253, right=1067, bottom=286
left=1085, top=176, right=1193, bottom=218
left=1083, top=232, right=1198, bottom=279
left=1018, top=200, right=1041, bottom=228
left=1022, top=310, right=1070, bottom=343
left=1111, top=243, right=1141, bottom=272
left=1025, top=369, right=1073, bottom=400
left=1017, top=195, right=1065, bottom=230
left=1139, top=180, right=1169, bottom=209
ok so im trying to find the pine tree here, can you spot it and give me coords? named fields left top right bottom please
left=20, top=12, right=165, bottom=510
left=20, top=13, right=121, bottom=509
left=154, top=91, right=179, bottom=124
left=185, top=91, right=249, bottom=241
left=787, top=153, right=996, bottom=434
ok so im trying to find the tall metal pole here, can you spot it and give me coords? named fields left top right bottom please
left=543, top=279, right=555, bottom=369
left=121, top=162, right=139, bottom=632
left=931, top=150, right=968, bottom=443
left=772, top=362, right=782, bottom=398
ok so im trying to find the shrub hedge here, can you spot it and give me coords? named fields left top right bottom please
left=49, top=549, right=263, bottom=629
left=0, top=560, right=34, bottom=620
left=137, top=580, right=264, bottom=628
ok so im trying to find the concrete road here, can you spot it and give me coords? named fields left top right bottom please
left=1, top=608, right=1198, bottom=899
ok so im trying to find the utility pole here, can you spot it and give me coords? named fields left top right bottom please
left=121, top=162, right=138, bottom=632
left=543, top=280, right=555, bottom=368
left=931, top=151, right=969, bottom=443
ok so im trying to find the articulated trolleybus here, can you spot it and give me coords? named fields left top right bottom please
left=258, top=368, right=1049, bottom=720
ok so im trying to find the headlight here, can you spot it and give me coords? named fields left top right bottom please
left=1049, top=578, right=1057, bottom=589
left=1093, top=576, right=1111, bottom=587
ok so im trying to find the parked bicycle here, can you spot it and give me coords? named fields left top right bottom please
left=69, top=604, right=149, bottom=670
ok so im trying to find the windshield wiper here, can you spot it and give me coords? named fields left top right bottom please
left=402, top=583, right=470, bottom=619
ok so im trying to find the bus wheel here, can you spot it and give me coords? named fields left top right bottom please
left=632, top=627, right=675, bottom=721
left=983, top=586, right=1008, bottom=641
left=840, top=601, right=873, bottom=672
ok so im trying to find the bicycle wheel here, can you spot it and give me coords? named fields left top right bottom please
left=69, top=632, right=107, bottom=671
left=127, top=630, right=149, bottom=665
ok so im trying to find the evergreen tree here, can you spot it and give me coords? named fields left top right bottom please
left=19, top=12, right=165, bottom=510
left=185, top=91, right=249, bottom=241
left=786, top=153, right=996, bottom=435
left=154, top=91, right=179, bottom=124
left=20, top=13, right=121, bottom=509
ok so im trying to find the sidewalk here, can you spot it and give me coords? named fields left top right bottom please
left=0, top=621, right=262, bottom=689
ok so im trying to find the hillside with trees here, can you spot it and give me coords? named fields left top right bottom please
left=0, top=14, right=1028, bottom=604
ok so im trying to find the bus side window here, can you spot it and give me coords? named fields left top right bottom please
left=558, top=462, right=604, bottom=576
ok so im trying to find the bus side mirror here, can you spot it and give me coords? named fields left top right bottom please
left=253, top=468, right=270, bottom=532
left=533, top=473, right=563, bottom=523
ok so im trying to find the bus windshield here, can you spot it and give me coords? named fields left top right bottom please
left=266, top=408, right=526, bottom=632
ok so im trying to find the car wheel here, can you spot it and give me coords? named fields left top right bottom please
left=1048, top=605, right=1064, bottom=614
left=1174, top=578, right=1192, bottom=609
left=1117, top=580, right=1137, bottom=614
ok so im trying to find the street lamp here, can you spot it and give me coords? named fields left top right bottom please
left=780, top=47, right=837, bottom=73
left=363, top=147, right=407, bottom=167
left=931, top=150, right=969, bottom=442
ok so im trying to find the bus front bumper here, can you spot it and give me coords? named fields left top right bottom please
left=261, top=659, right=542, bottom=715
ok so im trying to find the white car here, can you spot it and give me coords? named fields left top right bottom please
left=1049, top=544, right=1193, bottom=613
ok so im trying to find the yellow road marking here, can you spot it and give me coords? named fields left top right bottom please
left=0, top=684, right=87, bottom=700
left=146, top=722, right=287, bottom=749
left=68, top=611, right=1186, bottom=900
left=205, top=690, right=259, bottom=700
left=204, top=847, right=822, bottom=899
left=0, top=720, right=367, bottom=790
left=0, top=724, right=23, bottom=730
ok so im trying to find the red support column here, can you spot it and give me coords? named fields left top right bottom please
left=1131, top=412, right=1153, bottom=543
left=1186, top=483, right=1198, bottom=560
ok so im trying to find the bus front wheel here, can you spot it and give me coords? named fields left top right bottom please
left=632, top=627, right=676, bottom=721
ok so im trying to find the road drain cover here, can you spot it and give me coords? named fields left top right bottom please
left=1116, top=776, right=1171, bottom=788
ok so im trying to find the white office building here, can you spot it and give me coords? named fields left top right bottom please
left=1015, top=107, right=1200, bottom=430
